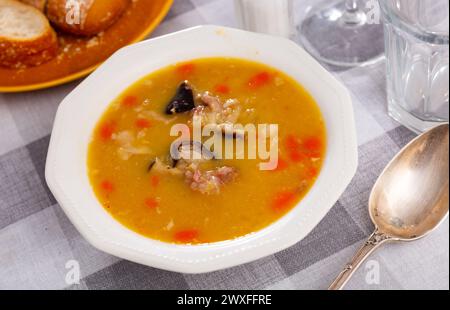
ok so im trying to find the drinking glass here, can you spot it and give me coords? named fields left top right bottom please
left=234, top=0, right=294, bottom=38
left=298, top=0, right=385, bottom=67
left=380, top=0, right=449, bottom=133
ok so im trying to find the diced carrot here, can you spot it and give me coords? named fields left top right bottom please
left=248, top=72, right=272, bottom=89
left=303, top=137, right=322, bottom=152
left=150, top=175, right=160, bottom=187
left=145, top=197, right=159, bottom=209
left=174, top=229, right=199, bottom=243
left=285, top=134, right=301, bottom=150
left=271, top=191, right=298, bottom=211
left=176, top=63, right=195, bottom=76
left=275, top=157, right=288, bottom=171
left=285, top=134, right=322, bottom=163
left=99, top=121, right=116, bottom=140
left=288, top=150, right=305, bottom=163
left=135, top=118, right=152, bottom=129
left=100, top=180, right=114, bottom=193
left=122, top=95, right=138, bottom=107
left=214, top=84, right=230, bottom=94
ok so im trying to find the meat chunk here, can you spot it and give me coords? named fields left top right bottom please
left=193, top=93, right=241, bottom=125
left=185, top=165, right=237, bottom=195
left=200, top=93, right=222, bottom=113
left=192, top=93, right=243, bottom=139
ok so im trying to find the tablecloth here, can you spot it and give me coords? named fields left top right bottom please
left=0, top=0, right=448, bottom=290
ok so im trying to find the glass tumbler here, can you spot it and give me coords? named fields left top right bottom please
left=380, top=0, right=449, bottom=133
left=234, top=0, right=294, bottom=38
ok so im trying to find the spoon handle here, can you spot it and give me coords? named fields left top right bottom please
left=328, top=229, right=391, bottom=290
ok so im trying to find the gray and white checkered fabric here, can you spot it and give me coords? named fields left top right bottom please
left=0, top=0, right=448, bottom=290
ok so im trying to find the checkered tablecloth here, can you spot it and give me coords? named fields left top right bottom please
left=0, top=0, right=448, bottom=290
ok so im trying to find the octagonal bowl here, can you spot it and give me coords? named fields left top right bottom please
left=45, top=25, right=358, bottom=273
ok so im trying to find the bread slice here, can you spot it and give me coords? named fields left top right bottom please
left=46, top=0, right=129, bottom=36
left=0, top=0, right=58, bottom=69
left=19, top=0, right=47, bottom=11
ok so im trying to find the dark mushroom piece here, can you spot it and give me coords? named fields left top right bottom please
left=165, top=82, right=196, bottom=115
left=147, top=141, right=215, bottom=173
left=170, top=140, right=215, bottom=167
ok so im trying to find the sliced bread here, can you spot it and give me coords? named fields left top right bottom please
left=0, top=0, right=58, bottom=69
left=46, top=0, right=129, bottom=36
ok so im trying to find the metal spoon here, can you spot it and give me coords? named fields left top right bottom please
left=329, top=123, right=449, bottom=290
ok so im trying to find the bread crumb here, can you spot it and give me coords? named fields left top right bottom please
left=86, top=36, right=100, bottom=48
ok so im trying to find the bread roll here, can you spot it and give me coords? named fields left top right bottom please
left=0, top=0, right=58, bottom=68
left=46, top=0, right=129, bottom=36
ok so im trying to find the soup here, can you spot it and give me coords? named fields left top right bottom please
left=87, top=57, right=326, bottom=244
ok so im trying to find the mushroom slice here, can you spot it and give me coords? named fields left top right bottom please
left=165, top=82, right=195, bottom=115
left=170, top=140, right=215, bottom=165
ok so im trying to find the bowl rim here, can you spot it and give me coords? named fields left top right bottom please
left=45, top=25, right=358, bottom=273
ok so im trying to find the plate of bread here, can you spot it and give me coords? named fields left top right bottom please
left=0, top=0, right=173, bottom=92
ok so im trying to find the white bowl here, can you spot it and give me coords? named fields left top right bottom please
left=45, top=25, right=358, bottom=273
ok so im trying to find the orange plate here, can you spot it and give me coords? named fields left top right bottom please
left=0, top=0, right=173, bottom=93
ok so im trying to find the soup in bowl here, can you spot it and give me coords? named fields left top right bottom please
left=46, top=26, right=357, bottom=273
left=88, top=57, right=326, bottom=244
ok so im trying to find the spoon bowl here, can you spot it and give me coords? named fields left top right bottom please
left=370, top=123, right=449, bottom=240
left=330, top=123, right=449, bottom=289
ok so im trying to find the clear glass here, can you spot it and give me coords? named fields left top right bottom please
left=234, top=0, right=294, bottom=38
left=297, top=0, right=385, bottom=67
left=380, top=0, right=449, bottom=133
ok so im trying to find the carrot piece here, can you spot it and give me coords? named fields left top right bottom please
left=271, top=191, right=298, bottom=211
left=145, top=197, right=159, bottom=209
left=100, top=180, right=114, bottom=193
left=150, top=175, right=160, bottom=187
left=176, top=63, right=195, bottom=76
left=122, top=95, right=138, bottom=107
left=248, top=72, right=272, bottom=89
left=303, top=137, right=322, bottom=152
left=288, top=150, right=306, bottom=163
left=174, top=229, right=199, bottom=243
left=214, top=84, right=230, bottom=94
left=285, top=134, right=301, bottom=150
left=99, top=121, right=116, bottom=140
left=285, top=134, right=321, bottom=163
left=135, top=118, right=152, bottom=129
